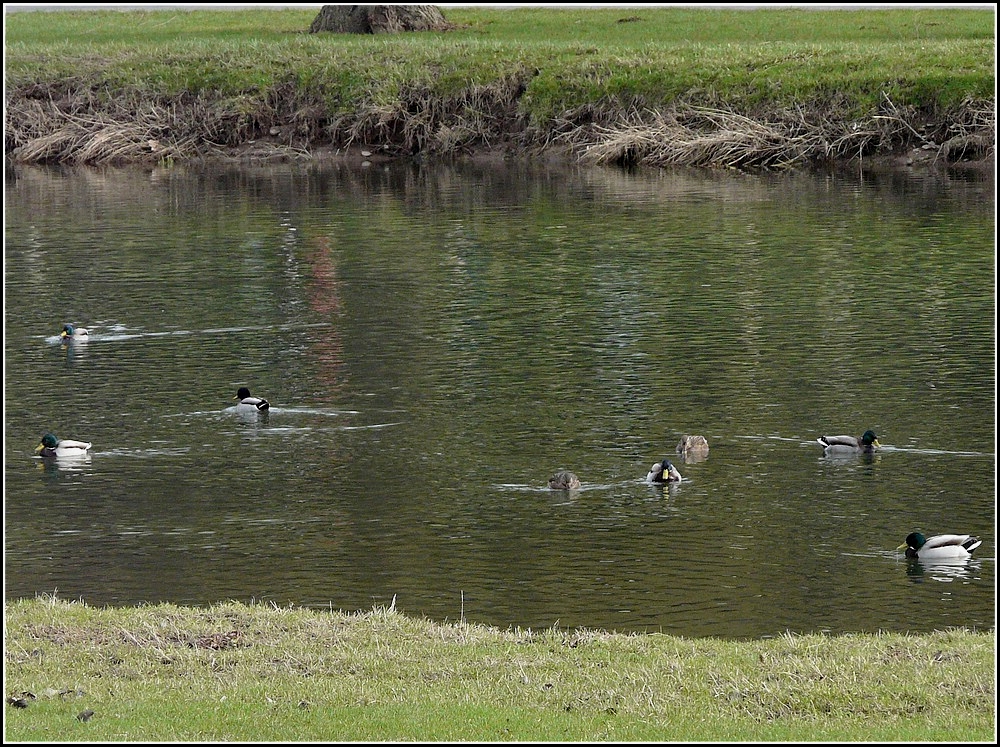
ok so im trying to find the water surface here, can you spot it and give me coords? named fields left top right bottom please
left=4, top=159, right=994, bottom=637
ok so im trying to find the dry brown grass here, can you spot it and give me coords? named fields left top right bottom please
left=4, top=80, right=993, bottom=169
left=341, top=72, right=531, bottom=156
left=566, top=94, right=994, bottom=170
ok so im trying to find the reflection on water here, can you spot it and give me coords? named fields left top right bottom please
left=4, top=160, right=995, bottom=637
left=904, top=558, right=984, bottom=584
left=34, top=455, right=92, bottom=476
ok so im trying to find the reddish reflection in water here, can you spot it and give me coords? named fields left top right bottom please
left=304, top=235, right=348, bottom=401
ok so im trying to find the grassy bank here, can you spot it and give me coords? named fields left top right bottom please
left=4, top=596, right=995, bottom=742
left=3, top=6, right=995, bottom=169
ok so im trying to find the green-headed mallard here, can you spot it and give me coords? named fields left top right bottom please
left=548, top=471, right=581, bottom=490
left=235, top=387, right=269, bottom=411
left=897, top=532, right=982, bottom=560
left=817, top=430, right=879, bottom=454
left=60, top=324, right=89, bottom=340
left=646, top=459, right=682, bottom=484
left=34, top=433, right=92, bottom=459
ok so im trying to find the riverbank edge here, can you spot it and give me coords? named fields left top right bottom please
left=4, top=596, right=996, bottom=741
left=5, top=81, right=995, bottom=173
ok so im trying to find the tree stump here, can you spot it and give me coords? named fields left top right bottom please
left=309, top=5, right=450, bottom=34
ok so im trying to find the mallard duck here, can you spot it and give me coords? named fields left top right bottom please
left=234, top=387, right=269, bottom=411
left=817, top=430, right=880, bottom=454
left=60, top=324, right=89, bottom=340
left=548, top=471, right=581, bottom=490
left=34, top=433, right=92, bottom=459
left=676, top=435, right=709, bottom=455
left=646, top=459, right=682, bottom=483
left=897, top=532, right=982, bottom=560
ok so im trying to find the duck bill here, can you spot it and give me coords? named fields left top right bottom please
left=34, top=442, right=45, bottom=453
left=896, top=543, right=909, bottom=552
left=873, top=440, right=881, bottom=448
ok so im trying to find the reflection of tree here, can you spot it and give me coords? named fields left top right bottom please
left=303, top=235, right=348, bottom=401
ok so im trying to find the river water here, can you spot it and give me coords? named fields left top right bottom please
left=4, top=158, right=994, bottom=638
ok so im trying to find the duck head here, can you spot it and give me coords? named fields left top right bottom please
left=35, top=433, right=59, bottom=453
left=898, top=532, right=926, bottom=553
left=235, top=387, right=252, bottom=400
left=861, top=430, right=880, bottom=447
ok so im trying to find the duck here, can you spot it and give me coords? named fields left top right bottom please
left=897, top=532, right=982, bottom=560
left=548, top=471, right=581, bottom=490
left=676, top=435, right=709, bottom=455
left=60, top=324, right=89, bottom=340
left=35, top=433, right=92, bottom=459
left=234, top=386, right=269, bottom=411
left=817, top=430, right=880, bottom=454
left=646, top=459, right=682, bottom=484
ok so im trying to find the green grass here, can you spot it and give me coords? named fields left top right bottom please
left=4, top=596, right=996, bottom=741
left=2, top=7, right=994, bottom=169
left=4, top=7, right=992, bottom=45
left=4, top=6, right=994, bottom=119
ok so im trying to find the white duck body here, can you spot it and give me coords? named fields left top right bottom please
left=60, top=324, right=89, bottom=340
left=35, top=433, right=92, bottom=459
left=898, top=532, right=982, bottom=560
left=234, top=387, right=269, bottom=412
